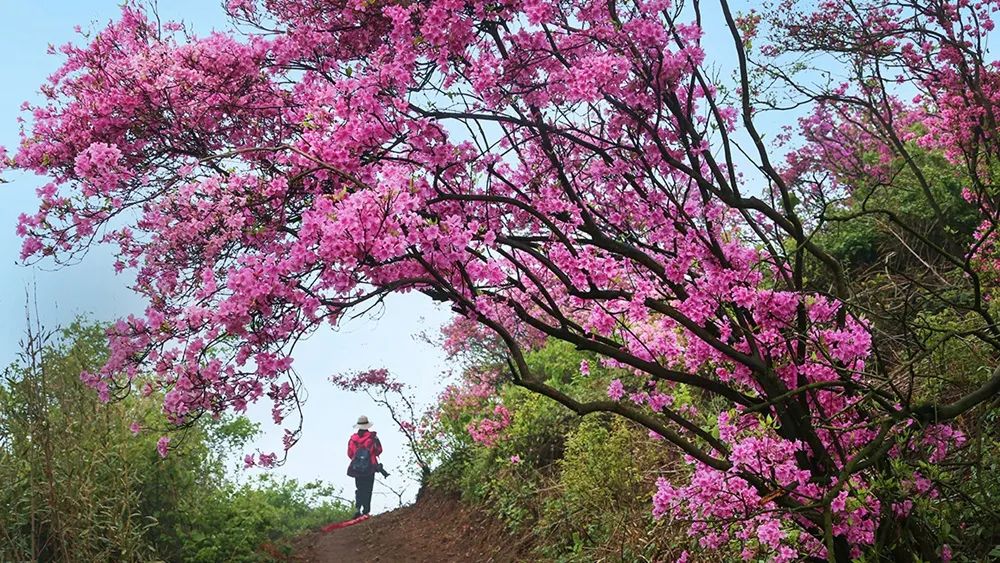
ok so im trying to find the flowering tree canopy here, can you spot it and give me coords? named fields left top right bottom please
left=10, top=0, right=1000, bottom=560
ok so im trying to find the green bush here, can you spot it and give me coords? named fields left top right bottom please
left=428, top=340, right=695, bottom=561
left=176, top=475, right=353, bottom=563
left=0, top=320, right=353, bottom=562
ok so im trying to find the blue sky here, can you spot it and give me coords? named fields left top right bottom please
left=0, top=1, right=451, bottom=511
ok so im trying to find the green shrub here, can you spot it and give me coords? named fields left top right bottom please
left=0, top=320, right=353, bottom=562
left=428, top=340, right=696, bottom=561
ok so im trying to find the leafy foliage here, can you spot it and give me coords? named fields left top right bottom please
left=0, top=320, right=352, bottom=562
left=427, top=337, right=999, bottom=561
left=426, top=340, right=693, bottom=561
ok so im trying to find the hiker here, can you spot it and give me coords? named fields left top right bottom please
left=347, top=415, right=386, bottom=518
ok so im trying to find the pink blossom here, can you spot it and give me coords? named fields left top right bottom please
left=607, top=379, right=625, bottom=401
left=156, top=436, right=170, bottom=458
left=467, top=404, right=512, bottom=447
left=756, top=519, right=784, bottom=550
left=258, top=452, right=277, bottom=467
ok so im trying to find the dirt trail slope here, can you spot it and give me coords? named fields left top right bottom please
left=292, top=489, right=529, bottom=562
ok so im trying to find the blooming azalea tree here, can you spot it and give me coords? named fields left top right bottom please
left=9, top=0, right=1000, bottom=559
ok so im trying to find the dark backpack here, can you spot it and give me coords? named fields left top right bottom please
left=347, top=439, right=375, bottom=477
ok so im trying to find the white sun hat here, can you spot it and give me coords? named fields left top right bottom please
left=354, top=415, right=373, bottom=430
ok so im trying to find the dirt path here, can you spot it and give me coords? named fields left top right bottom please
left=292, top=489, right=529, bottom=563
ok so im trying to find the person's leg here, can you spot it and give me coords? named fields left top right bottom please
left=359, top=473, right=375, bottom=515
left=353, top=476, right=365, bottom=518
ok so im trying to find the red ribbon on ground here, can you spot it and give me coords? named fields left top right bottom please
left=321, top=514, right=370, bottom=533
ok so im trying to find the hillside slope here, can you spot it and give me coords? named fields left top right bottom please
left=292, top=488, right=529, bottom=562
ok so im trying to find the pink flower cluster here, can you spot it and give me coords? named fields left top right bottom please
left=467, top=404, right=512, bottom=448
